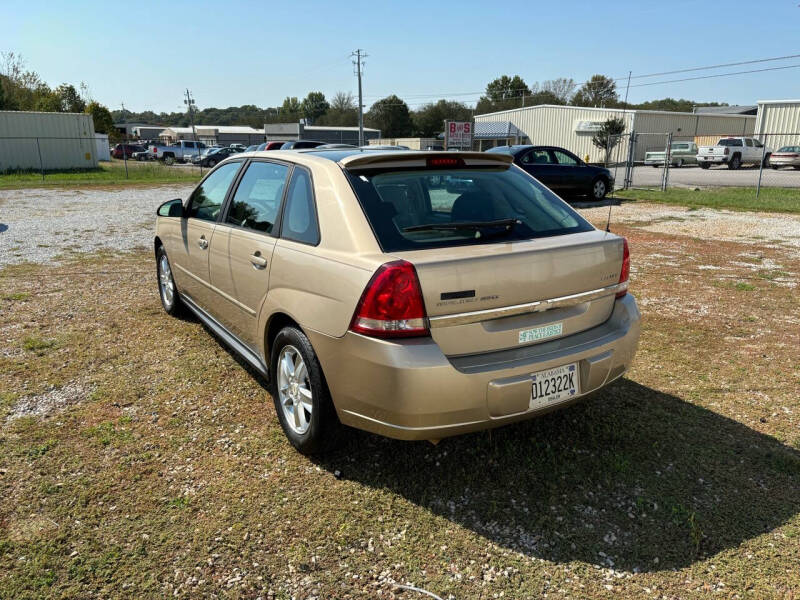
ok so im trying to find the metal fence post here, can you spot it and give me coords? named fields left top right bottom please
left=756, top=133, right=767, bottom=199
left=35, top=137, right=44, bottom=182
left=661, top=132, right=673, bottom=191
left=624, top=132, right=636, bottom=189
left=122, top=135, right=129, bottom=179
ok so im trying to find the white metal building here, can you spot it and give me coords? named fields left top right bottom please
left=0, top=111, right=98, bottom=172
left=158, top=125, right=265, bottom=146
left=754, top=99, right=800, bottom=150
left=475, top=105, right=756, bottom=163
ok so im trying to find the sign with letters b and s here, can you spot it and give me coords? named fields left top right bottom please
left=445, top=121, right=473, bottom=149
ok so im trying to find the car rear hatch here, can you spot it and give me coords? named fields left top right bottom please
left=391, top=232, right=623, bottom=356
left=340, top=151, right=626, bottom=357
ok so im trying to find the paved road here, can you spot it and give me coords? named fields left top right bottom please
left=617, top=164, right=800, bottom=189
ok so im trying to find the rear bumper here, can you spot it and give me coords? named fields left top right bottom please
left=308, top=294, right=641, bottom=440
left=697, top=156, right=727, bottom=164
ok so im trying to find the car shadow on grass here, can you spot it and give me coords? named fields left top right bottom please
left=315, top=378, right=800, bottom=573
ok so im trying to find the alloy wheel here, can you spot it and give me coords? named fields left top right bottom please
left=158, top=254, right=175, bottom=308
left=277, top=345, right=313, bottom=435
left=593, top=179, right=606, bottom=199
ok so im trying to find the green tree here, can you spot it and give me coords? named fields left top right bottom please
left=34, top=90, right=61, bottom=112
left=412, top=99, right=472, bottom=137
left=365, top=95, right=413, bottom=137
left=280, top=96, right=301, bottom=122
left=541, top=78, right=578, bottom=104
left=0, top=75, right=16, bottom=110
left=476, top=75, right=531, bottom=113
left=571, top=74, right=619, bottom=108
left=591, top=117, right=626, bottom=163
left=54, top=83, right=86, bottom=112
left=317, top=91, right=358, bottom=126
left=85, top=101, right=116, bottom=137
left=301, top=91, right=329, bottom=123
left=526, top=90, right=565, bottom=106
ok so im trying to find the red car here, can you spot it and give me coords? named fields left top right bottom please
left=255, top=141, right=287, bottom=151
left=111, top=144, right=145, bottom=159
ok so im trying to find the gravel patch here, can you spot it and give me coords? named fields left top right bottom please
left=7, top=381, right=94, bottom=421
left=0, top=185, right=194, bottom=266
left=582, top=202, right=800, bottom=248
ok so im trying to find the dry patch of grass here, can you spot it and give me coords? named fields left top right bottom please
left=0, top=233, right=798, bottom=598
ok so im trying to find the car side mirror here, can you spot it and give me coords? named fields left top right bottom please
left=157, top=198, right=184, bottom=218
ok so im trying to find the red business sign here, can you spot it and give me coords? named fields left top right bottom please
left=445, top=121, right=473, bottom=149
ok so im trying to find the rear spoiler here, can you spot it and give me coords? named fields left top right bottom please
left=338, top=151, right=514, bottom=171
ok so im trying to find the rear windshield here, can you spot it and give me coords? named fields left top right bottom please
left=778, top=146, right=800, bottom=152
left=718, top=139, right=743, bottom=147
left=346, top=166, right=594, bottom=252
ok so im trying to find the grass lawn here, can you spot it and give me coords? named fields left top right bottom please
left=615, top=186, right=800, bottom=214
left=0, top=162, right=202, bottom=189
left=0, top=225, right=798, bottom=598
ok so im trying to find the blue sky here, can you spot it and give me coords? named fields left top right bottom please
left=5, top=0, right=800, bottom=113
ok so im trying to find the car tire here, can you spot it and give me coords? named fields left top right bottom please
left=207, top=159, right=216, bottom=167
left=590, top=177, right=608, bottom=200
left=156, top=246, right=186, bottom=317
left=675, top=159, right=684, bottom=168
left=772, top=165, right=780, bottom=170
left=762, top=153, right=771, bottom=168
left=270, top=326, right=337, bottom=455
left=727, top=154, right=741, bottom=170
left=700, top=162, right=710, bottom=169
left=163, top=154, right=175, bottom=166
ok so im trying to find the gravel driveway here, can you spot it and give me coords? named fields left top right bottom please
left=0, top=185, right=194, bottom=266
left=1, top=185, right=799, bottom=268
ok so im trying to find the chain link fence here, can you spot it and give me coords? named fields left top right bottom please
left=604, top=131, right=800, bottom=197
left=0, top=135, right=223, bottom=181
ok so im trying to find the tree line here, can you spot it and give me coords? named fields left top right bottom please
left=1, top=51, right=729, bottom=140
left=0, top=52, right=119, bottom=140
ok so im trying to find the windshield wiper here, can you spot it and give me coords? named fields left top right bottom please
left=403, top=218, right=521, bottom=233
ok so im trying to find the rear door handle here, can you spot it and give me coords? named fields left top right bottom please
left=249, top=252, right=268, bottom=269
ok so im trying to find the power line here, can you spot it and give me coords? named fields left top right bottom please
left=626, top=53, right=800, bottom=80
left=628, top=62, right=800, bottom=88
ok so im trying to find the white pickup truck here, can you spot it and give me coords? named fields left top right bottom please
left=150, top=140, right=207, bottom=165
left=696, top=137, right=771, bottom=170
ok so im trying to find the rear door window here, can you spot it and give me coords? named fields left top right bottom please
left=552, top=150, right=579, bottom=166
left=346, top=166, right=593, bottom=252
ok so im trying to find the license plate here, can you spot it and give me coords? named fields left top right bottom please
left=530, top=362, right=579, bottom=408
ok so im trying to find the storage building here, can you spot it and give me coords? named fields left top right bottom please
left=158, top=125, right=265, bottom=146
left=475, top=105, right=756, bottom=163
left=0, top=111, right=98, bottom=172
left=264, top=123, right=381, bottom=145
left=754, top=99, right=800, bottom=151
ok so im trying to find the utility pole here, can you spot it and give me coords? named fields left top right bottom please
left=120, top=101, right=128, bottom=178
left=352, top=49, right=367, bottom=146
left=184, top=89, right=201, bottom=174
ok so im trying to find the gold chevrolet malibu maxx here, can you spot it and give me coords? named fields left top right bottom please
left=154, top=149, right=640, bottom=454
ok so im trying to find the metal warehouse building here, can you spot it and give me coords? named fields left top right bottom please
left=754, top=99, right=800, bottom=150
left=0, top=111, right=98, bottom=172
left=264, top=123, right=381, bottom=145
left=475, top=105, right=756, bottom=163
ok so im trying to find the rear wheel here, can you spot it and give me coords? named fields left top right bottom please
left=772, top=165, right=780, bottom=170
left=207, top=158, right=217, bottom=167
left=762, top=153, right=771, bottom=168
left=728, top=154, right=741, bottom=170
left=590, top=177, right=608, bottom=200
left=270, top=326, right=336, bottom=455
left=700, top=162, right=710, bottom=169
left=674, top=158, right=684, bottom=168
left=163, top=154, right=175, bottom=166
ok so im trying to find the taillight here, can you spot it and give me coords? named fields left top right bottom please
left=350, top=260, right=429, bottom=338
left=616, top=238, right=630, bottom=299
left=153, top=147, right=157, bottom=153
